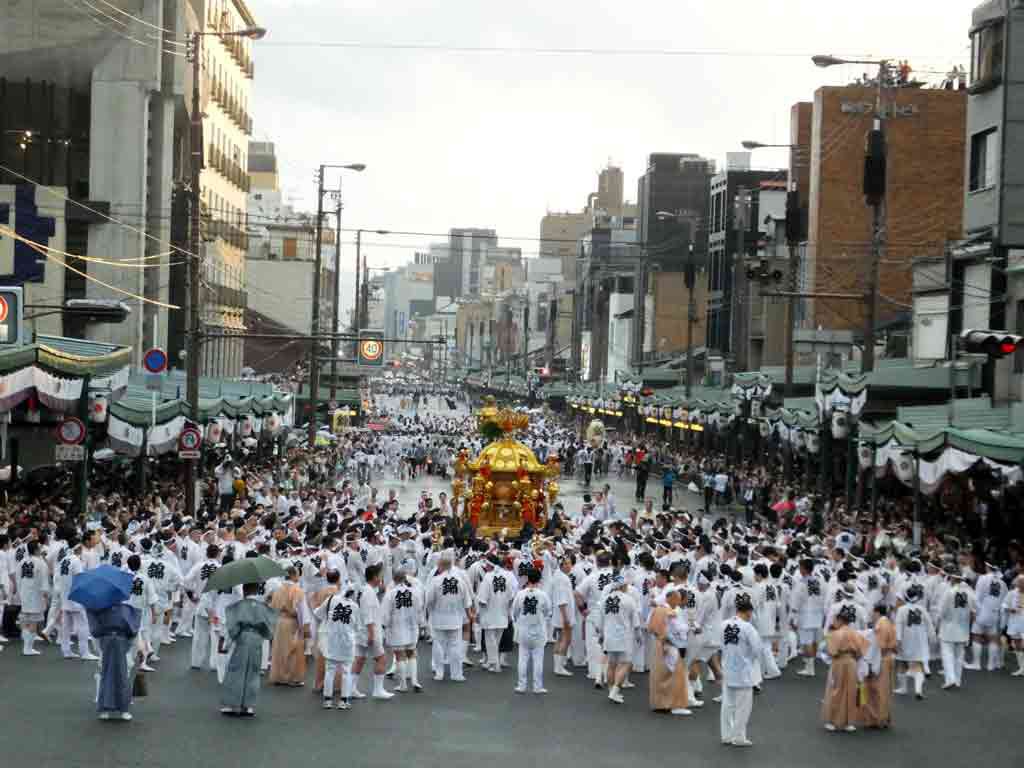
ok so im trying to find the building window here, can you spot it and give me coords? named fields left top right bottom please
left=969, top=128, right=998, bottom=192
left=971, top=21, right=1004, bottom=89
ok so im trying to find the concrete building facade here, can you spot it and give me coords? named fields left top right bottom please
left=0, top=0, right=194, bottom=363
left=634, top=153, right=714, bottom=366
left=706, top=157, right=787, bottom=359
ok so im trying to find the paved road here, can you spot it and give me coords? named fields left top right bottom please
left=1, top=415, right=1020, bottom=767
left=1, top=604, right=1020, bottom=768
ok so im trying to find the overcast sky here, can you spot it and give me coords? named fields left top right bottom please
left=251, top=0, right=970, bottom=318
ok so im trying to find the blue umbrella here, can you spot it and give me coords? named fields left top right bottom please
left=68, top=564, right=134, bottom=612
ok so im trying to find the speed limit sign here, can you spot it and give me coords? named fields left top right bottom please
left=358, top=332, right=385, bottom=367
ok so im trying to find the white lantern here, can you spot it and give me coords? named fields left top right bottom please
left=89, top=393, right=108, bottom=423
left=858, top=444, right=873, bottom=469
left=806, top=431, right=820, bottom=454
left=266, top=413, right=282, bottom=432
left=239, top=417, right=253, bottom=437
left=206, top=422, right=223, bottom=444
left=896, top=456, right=915, bottom=483
left=831, top=410, right=850, bottom=440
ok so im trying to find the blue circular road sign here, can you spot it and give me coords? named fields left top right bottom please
left=143, top=347, right=168, bottom=374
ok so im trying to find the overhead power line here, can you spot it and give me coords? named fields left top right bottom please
left=259, top=41, right=967, bottom=62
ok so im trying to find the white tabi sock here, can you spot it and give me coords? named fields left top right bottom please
left=969, top=641, right=982, bottom=667
left=987, top=642, right=1000, bottom=671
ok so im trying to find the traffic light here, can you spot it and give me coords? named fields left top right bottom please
left=959, top=329, right=1024, bottom=359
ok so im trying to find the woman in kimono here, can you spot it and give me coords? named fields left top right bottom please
left=87, top=601, right=141, bottom=721
left=221, top=582, right=278, bottom=716
left=647, top=586, right=692, bottom=716
left=268, top=566, right=309, bottom=685
left=822, top=604, right=866, bottom=732
left=862, top=603, right=898, bottom=729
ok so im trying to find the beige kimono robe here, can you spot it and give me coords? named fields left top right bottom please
left=822, top=625, right=868, bottom=728
left=861, top=617, right=898, bottom=728
left=647, top=606, right=689, bottom=711
left=268, top=582, right=308, bottom=685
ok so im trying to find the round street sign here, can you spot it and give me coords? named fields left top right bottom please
left=359, top=338, right=383, bottom=363
left=56, top=417, right=87, bottom=445
left=0, top=295, right=9, bottom=324
left=179, top=425, right=202, bottom=452
left=143, top=347, right=168, bottom=374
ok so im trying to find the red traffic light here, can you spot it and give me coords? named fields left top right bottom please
left=960, top=329, right=1024, bottom=359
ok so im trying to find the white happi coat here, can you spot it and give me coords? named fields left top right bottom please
left=381, top=582, right=421, bottom=647
left=15, top=555, right=49, bottom=614
left=511, top=586, right=552, bottom=647
left=476, top=568, right=515, bottom=631
left=938, top=585, right=975, bottom=644
left=597, top=589, right=638, bottom=654
left=895, top=601, right=935, bottom=662
left=426, top=572, right=470, bottom=631
left=314, top=593, right=359, bottom=662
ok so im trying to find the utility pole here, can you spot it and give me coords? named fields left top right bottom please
left=360, top=261, right=369, bottom=330
left=329, top=194, right=342, bottom=401
left=861, top=60, right=889, bottom=374
left=685, top=241, right=696, bottom=399
left=522, top=295, right=530, bottom=378
left=185, top=31, right=204, bottom=517
left=354, top=230, right=361, bottom=333
left=784, top=186, right=801, bottom=398
left=308, top=165, right=325, bottom=445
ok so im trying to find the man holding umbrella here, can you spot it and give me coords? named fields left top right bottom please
left=204, top=552, right=281, bottom=716
left=68, top=564, right=141, bottom=721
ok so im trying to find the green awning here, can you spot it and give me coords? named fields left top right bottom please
left=0, top=335, right=132, bottom=377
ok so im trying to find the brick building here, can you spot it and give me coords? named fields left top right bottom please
left=804, top=84, right=966, bottom=333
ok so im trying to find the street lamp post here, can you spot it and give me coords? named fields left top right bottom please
left=309, top=163, right=365, bottom=444
left=813, top=54, right=891, bottom=374
left=184, top=24, right=265, bottom=516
